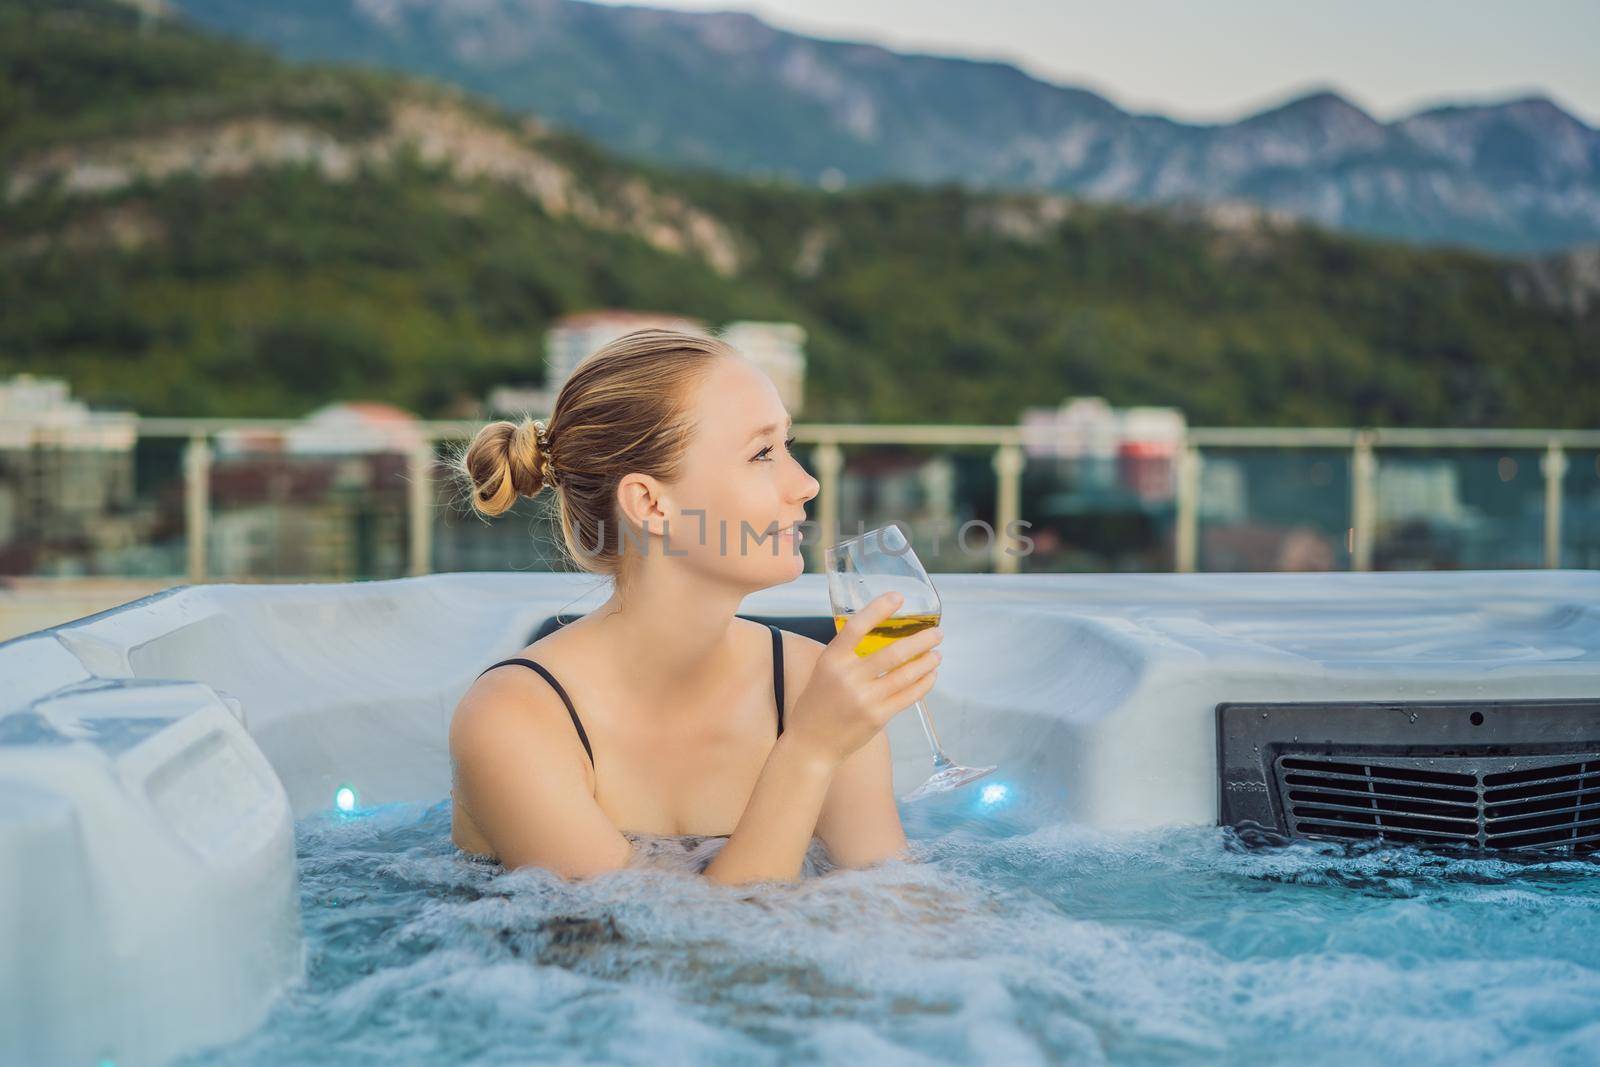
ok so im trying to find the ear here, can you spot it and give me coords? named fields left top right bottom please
left=615, top=472, right=672, bottom=537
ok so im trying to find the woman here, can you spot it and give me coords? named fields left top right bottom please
left=447, top=328, right=945, bottom=885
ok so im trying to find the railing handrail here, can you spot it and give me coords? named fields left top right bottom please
left=3, top=415, right=1592, bottom=581
left=4, top=414, right=1598, bottom=448
left=1185, top=427, right=1600, bottom=448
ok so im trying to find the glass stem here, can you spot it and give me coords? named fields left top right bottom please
left=913, top=698, right=953, bottom=768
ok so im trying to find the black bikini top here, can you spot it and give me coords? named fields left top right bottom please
left=475, top=623, right=787, bottom=771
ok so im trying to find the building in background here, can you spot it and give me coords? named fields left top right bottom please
left=287, top=402, right=426, bottom=456
left=1375, top=461, right=1468, bottom=526
left=1197, top=459, right=1248, bottom=525
left=0, top=374, right=140, bottom=575
left=212, top=401, right=425, bottom=457
left=543, top=310, right=708, bottom=396
left=1017, top=395, right=1188, bottom=571
left=536, top=311, right=808, bottom=414
left=1117, top=406, right=1186, bottom=503
left=1021, top=396, right=1187, bottom=503
left=209, top=402, right=424, bottom=579
left=832, top=451, right=963, bottom=567
left=718, top=320, right=807, bottom=414
left=1022, top=396, right=1119, bottom=472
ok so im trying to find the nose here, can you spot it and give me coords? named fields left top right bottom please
left=791, top=457, right=820, bottom=504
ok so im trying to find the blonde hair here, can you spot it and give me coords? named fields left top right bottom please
left=452, top=328, right=737, bottom=577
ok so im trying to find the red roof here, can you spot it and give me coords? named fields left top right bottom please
left=330, top=401, right=417, bottom=424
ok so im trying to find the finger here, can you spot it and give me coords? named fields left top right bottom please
left=871, top=645, right=940, bottom=701
left=835, top=591, right=903, bottom=646
left=876, top=665, right=939, bottom=720
left=863, top=622, right=942, bottom=673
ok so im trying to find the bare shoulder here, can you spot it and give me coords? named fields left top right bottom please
left=454, top=627, right=580, bottom=731
left=450, top=656, right=594, bottom=793
left=448, top=652, right=633, bottom=875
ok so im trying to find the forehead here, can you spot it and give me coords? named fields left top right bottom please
left=688, top=356, right=788, bottom=447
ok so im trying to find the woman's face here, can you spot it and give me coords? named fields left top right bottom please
left=633, top=356, right=818, bottom=591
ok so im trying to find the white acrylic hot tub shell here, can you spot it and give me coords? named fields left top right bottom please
left=3, top=569, right=1599, bottom=1066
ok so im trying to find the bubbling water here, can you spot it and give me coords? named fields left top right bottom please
left=173, top=796, right=1600, bottom=1067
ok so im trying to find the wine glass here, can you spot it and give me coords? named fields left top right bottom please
left=823, top=523, right=997, bottom=802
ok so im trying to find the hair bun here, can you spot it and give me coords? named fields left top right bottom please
left=461, top=416, right=556, bottom=518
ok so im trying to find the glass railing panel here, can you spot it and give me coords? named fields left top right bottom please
left=205, top=446, right=413, bottom=581
left=1560, top=449, right=1600, bottom=568
left=1372, top=448, right=1545, bottom=570
left=814, top=444, right=1009, bottom=574
left=1018, top=452, right=1176, bottom=572
left=1195, top=448, right=1353, bottom=572
left=0, top=433, right=187, bottom=578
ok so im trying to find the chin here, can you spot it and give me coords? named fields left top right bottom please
left=777, top=551, right=807, bottom=582
left=744, top=552, right=805, bottom=591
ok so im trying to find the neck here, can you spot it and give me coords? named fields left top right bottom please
left=589, top=560, right=749, bottom=701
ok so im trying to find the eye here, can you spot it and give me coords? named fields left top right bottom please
left=752, top=435, right=797, bottom=462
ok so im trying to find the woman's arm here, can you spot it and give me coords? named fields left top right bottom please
left=699, top=733, right=838, bottom=885
left=703, top=595, right=940, bottom=885
left=814, top=728, right=911, bottom=868
left=450, top=680, right=635, bottom=878
left=780, top=633, right=912, bottom=869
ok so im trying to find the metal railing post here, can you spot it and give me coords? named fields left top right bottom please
left=1175, top=443, right=1202, bottom=573
left=1542, top=439, right=1567, bottom=569
left=407, top=438, right=436, bottom=577
left=183, top=431, right=211, bottom=583
left=812, top=440, right=843, bottom=563
left=1350, top=431, right=1376, bottom=571
left=991, top=444, right=1024, bottom=574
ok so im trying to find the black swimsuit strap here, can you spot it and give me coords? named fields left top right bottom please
left=478, top=627, right=786, bottom=774
left=769, top=624, right=785, bottom=737
left=477, top=658, right=595, bottom=769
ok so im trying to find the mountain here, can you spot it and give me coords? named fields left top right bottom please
left=2, top=0, right=1596, bottom=430
left=166, top=0, right=1600, bottom=254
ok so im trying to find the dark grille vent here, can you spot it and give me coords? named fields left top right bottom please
left=1218, top=698, right=1600, bottom=857
left=1275, top=754, right=1600, bottom=853
left=1483, top=761, right=1600, bottom=850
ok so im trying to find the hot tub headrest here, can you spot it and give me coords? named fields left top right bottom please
left=530, top=613, right=838, bottom=646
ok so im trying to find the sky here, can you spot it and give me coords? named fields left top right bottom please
left=588, top=0, right=1600, bottom=126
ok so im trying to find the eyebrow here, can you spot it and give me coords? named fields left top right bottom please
left=743, top=417, right=794, bottom=445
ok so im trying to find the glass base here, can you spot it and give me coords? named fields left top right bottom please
left=900, top=760, right=998, bottom=803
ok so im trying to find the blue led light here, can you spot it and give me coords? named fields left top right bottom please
left=334, top=785, right=358, bottom=812
left=980, top=783, right=1009, bottom=806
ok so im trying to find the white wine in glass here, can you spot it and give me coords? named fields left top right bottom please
left=824, top=523, right=997, bottom=802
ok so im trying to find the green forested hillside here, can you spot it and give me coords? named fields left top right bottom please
left=2, top=0, right=1595, bottom=426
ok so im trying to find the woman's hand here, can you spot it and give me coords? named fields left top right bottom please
left=782, top=592, right=944, bottom=772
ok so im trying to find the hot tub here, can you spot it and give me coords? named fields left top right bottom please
left=4, top=569, right=1599, bottom=1067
